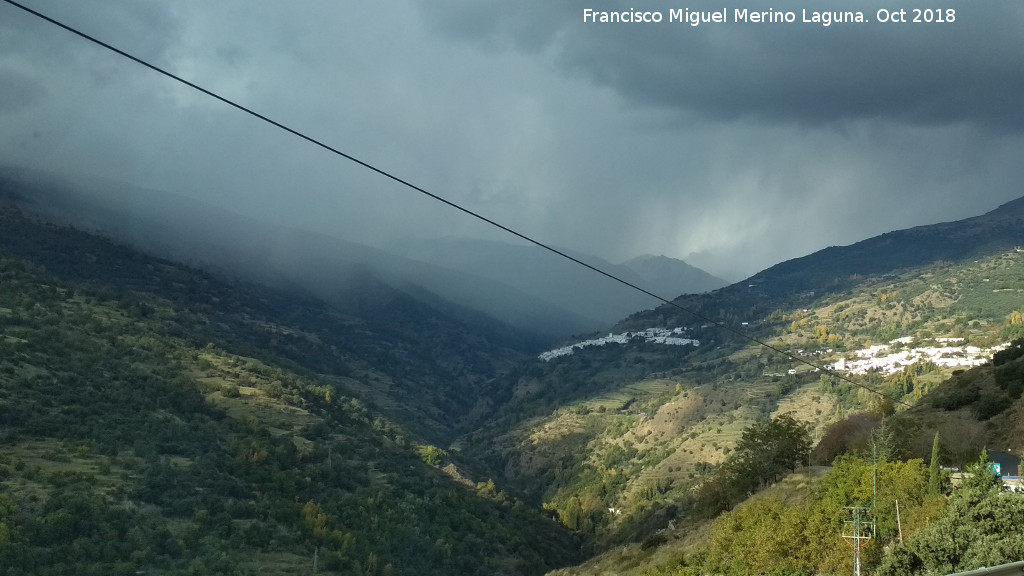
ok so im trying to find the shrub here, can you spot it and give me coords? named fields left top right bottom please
left=931, top=385, right=979, bottom=411
left=971, top=393, right=1009, bottom=420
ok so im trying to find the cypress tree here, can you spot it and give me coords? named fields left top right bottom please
left=928, top=431, right=941, bottom=494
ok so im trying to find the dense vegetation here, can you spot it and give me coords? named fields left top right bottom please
left=630, top=450, right=1024, bottom=576
left=877, top=452, right=1024, bottom=576
left=547, top=345, right=1024, bottom=576
left=692, top=414, right=812, bottom=519
left=455, top=197, right=1024, bottom=572
left=3, top=189, right=1024, bottom=575
left=0, top=212, right=578, bottom=575
left=0, top=205, right=537, bottom=445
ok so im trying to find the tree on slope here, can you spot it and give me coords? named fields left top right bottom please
left=878, top=451, right=1024, bottom=576
left=694, top=414, right=812, bottom=519
left=928, top=432, right=941, bottom=495
left=733, top=413, right=812, bottom=489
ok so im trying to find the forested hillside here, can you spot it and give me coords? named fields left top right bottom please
left=0, top=205, right=579, bottom=575
left=0, top=201, right=538, bottom=445
left=538, top=337, right=1024, bottom=576
left=452, top=196, right=1024, bottom=568
left=555, top=445, right=1024, bottom=576
left=3, top=191, right=1023, bottom=576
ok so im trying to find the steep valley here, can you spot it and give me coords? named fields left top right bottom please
left=458, top=196, right=1024, bottom=563
left=0, top=204, right=579, bottom=575
left=2, top=192, right=1024, bottom=575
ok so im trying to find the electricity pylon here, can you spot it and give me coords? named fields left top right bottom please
left=842, top=506, right=873, bottom=576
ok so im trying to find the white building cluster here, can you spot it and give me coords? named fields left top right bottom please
left=831, top=337, right=1007, bottom=375
left=539, top=327, right=699, bottom=361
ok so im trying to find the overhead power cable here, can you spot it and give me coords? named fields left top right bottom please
left=3, top=0, right=910, bottom=408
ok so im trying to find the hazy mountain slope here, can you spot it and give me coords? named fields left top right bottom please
left=620, top=194, right=1024, bottom=332
left=457, top=197, right=1024, bottom=559
left=0, top=239, right=580, bottom=575
left=0, top=166, right=594, bottom=340
left=393, top=237, right=673, bottom=331
left=0, top=203, right=535, bottom=444
left=620, top=254, right=728, bottom=298
left=748, top=194, right=1024, bottom=297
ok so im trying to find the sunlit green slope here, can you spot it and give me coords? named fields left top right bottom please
left=459, top=196, right=1024, bottom=555
left=0, top=206, right=578, bottom=575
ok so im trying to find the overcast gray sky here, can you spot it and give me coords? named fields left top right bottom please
left=2, top=0, right=1023, bottom=280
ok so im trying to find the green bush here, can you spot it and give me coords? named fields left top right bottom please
left=931, top=385, right=980, bottom=411
left=972, top=393, right=1010, bottom=420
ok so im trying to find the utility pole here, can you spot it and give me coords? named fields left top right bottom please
left=872, top=443, right=878, bottom=539
left=842, top=506, right=874, bottom=576
left=895, top=499, right=904, bottom=544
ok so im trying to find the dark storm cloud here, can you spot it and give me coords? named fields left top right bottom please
left=416, top=1, right=579, bottom=52
left=0, top=69, right=44, bottom=115
left=2, top=0, right=1023, bottom=283
left=423, top=0, right=1024, bottom=129
left=0, top=1, right=181, bottom=77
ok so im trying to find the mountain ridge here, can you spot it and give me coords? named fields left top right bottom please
left=614, top=192, right=1024, bottom=334
left=0, top=221, right=581, bottom=574
left=620, top=254, right=728, bottom=298
left=4, top=167, right=1023, bottom=574
left=455, top=193, right=1024, bottom=563
left=0, top=202, right=537, bottom=445
left=0, top=166, right=598, bottom=340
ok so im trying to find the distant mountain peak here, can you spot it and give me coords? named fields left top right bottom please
left=626, top=253, right=671, bottom=262
left=987, top=194, right=1024, bottom=217
left=620, top=253, right=728, bottom=298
